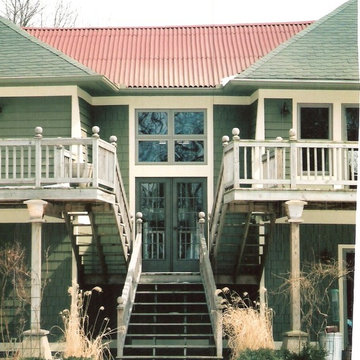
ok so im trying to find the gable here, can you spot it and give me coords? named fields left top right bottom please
left=235, top=0, right=359, bottom=82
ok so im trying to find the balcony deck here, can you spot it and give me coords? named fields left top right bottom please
left=0, top=127, right=120, bottom=205
left=218, top=128, right=357, bottom=209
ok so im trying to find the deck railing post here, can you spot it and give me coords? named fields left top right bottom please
left=232, top=128, right=240, bottom=189
left=34, top=127, right=43, bottom=187
left=92, top=126, right=100, bottom=188
left=289, top=129, right=298, bottom=189
left=109, top=135, right=118, bottom=188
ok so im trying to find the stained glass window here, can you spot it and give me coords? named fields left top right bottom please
left=136, top=110, right=206, bottom=164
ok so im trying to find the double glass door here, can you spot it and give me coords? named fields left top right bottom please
left=136, top=178, right=206, bottom=272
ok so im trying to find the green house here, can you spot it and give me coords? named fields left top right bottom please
left=0, top=0, right=357, bottom=359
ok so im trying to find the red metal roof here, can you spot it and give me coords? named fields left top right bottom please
left=25, top=22, right=312, bottom=88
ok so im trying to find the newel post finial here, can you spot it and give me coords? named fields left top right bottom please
left=109, top=135, right=118, bottom=147
left=136, top=212, right=143, bottom=235
left=289, top=128, right=297, bottom=141
left=92, top=126, right=100, bottom=138
left=198, top=211, right=206, bottom=238
left=222, top=135, right=229, bottom=147
left=232, top=128, right=240, bottom=141
left=34, top=126, right=43, bottom=139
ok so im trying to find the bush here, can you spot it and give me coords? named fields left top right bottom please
left=281, top=343, right=326, bottom=360
left=236, top=348, right=281, bottom=360
left=235, top=344, right=326, bottom=360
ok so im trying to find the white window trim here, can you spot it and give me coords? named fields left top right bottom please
left=338, top=244, right=355, bottom=350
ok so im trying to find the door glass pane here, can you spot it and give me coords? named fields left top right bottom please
left=300, top=107, right=329, bottom=139
left=174, top=111, right=204, bottom=134
left=300, top=107, right=330, bottom=171
left=138, top=111, right=168, bottom=134
left=141, top=183, right=166, bottom=260
left=177, top=182, right=203, bottom=260
left=345, top=107, right=359, bottom=141
left=175, top=141, right=204, bottom=162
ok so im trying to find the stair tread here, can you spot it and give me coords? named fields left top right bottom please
left=124, top=344, right=215, bottom=348
left=132, top=313, right=209, bottom=316
left=121, top=357, right=222, bottom=359
left=137, top=291, right=204, bottom=294
left=135, top=302, right=206, bottom=305
left=129, top=322, right=211, bottom=326
left=126, top=333, right=213, bottom=337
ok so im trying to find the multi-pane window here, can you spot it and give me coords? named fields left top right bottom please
left=136, top=110, right=206, bottom=164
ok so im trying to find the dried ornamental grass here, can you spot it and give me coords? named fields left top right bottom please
left=60, top=282, right=114, bottom=360
left=220, top=287, right=275, bottom=360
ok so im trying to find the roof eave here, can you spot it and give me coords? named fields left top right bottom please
left=224, top=78, right=360, bottom=94
left=0, top=75, right=120, bottom=95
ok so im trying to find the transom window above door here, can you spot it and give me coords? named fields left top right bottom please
left=136, top=110, right=206, bottom=164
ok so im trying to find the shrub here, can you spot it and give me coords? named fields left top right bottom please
left=281, top=343, right=326, bottom=360
left=236, top=348, right=281, bottom=360
left=235, top=344, right=326, bottom=360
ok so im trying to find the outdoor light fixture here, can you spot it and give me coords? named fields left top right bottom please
left=24, top=199, right=47, bottom=221
left=285, top=200, right=307, bottom=222
left=280, top=101, right=290, bottom=115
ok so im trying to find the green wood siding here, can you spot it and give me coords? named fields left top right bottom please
left=213, top=105, right=254, bottom=192
left=0, top=223, right=72, bottom=341
left=79, top=97, right=93, bottom=137
left=265, top=223, right=355, bottom=341
left=0, top=96, right=71, bottom=138
left=264, top=99, right=292, bottom=140
left=92, top=105, right=130, bottom=195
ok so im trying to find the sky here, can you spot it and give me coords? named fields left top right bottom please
left=46, top=0, right=349, bottom=28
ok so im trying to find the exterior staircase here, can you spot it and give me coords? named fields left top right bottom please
left=65, top=203, right=130, bottom=284
left=121, top=273, right=222, bottom=360
left=211, top=209, right=275, bottom=284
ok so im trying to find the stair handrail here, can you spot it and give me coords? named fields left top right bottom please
left=116, top=212, right=143, bottom=359
left=198, top=212, right=223, bottom=358
left=209, top=132, right=232, bottom=254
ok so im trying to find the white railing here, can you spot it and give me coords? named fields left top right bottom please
left=117, top=212, right=143, bottom=359
left=0, top=126, right=116, bottom=189
left=222, top=128, right=358, bottom=189
left=198, top=212, right=223, bottom=358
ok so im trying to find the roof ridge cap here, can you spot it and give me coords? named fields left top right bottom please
left=0, top=16, right=98, bottom=77
left=236, top=0, right=355, bottom=79
left=24, top=20, right=314, bottom=31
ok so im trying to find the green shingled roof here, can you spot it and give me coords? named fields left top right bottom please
left=235, top=0, right=359, bottom=82
left=0, top=16, right=97, bottom=78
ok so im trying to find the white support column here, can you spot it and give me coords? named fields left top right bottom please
left=282, top=200, right=308, bottom=353
left=20, top=199, right=52, bottom=360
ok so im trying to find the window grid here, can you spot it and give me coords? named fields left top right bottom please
left=136, top=109, right=206, bottom=164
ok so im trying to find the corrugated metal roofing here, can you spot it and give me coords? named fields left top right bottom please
left=25, top=22, right=312, bottom=88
